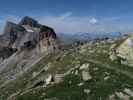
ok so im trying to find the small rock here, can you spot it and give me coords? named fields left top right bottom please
left=43, top=66, right=49, bottom=71
left=105, top=72, right=110, bottom=75
left=45, top=74, right=52, bottom=85
left=93, top=67, right=98, bottom=71
left=124, top=88, right=133, bottom=97
left=54, top=74, right=63, bottom=84
left=42, top=92, right=46, bottom=96
left=71, top=71, right=74, bottom=74
left=121, top=60, right=128, bottom=65
left=75, top=70, right=78, bottom=75
left=77, top=82, right=84, bottom=86
left=115, top=92, right=129, bottom=100
left=104, top=76, right=110, bottom=80
left=81, top=71, right=92, bottom=81
left=84, top=89, right=91, bottom=94
left=32, top=72, right=38, bottom=78
left=79, top=63, right=90, bottom=70
left=109, top=94, right=115, bottom=100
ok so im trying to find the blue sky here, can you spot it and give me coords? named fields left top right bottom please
left=0, top=0, right=133, bottom=33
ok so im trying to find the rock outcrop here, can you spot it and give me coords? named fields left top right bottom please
left=0, top=16, right=60, bottom=59
left=116, top=34, right=133, bottom=66
left=0, top=16, right=60, bottom=89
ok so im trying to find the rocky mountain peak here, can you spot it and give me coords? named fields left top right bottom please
left=19, top=16, right=40, bottom=27
left=0, top=16, right=60, bottom=59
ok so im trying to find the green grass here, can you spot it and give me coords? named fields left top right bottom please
left=15, top=61, right=133, bottom=100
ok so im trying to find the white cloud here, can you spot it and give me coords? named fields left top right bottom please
left=89, top=17, right=98, bottom=24
left=37, top=13, right=100, bottom=33
left=59, top=12, right=72, bottom=20
left=37, top=12, right=133, bottom=33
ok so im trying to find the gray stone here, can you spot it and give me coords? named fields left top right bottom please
left=81, top=71, right=92, bottom=81
left=54, top=74, right=63, bottom=84
left=79, top=63, right=90, bottom=70
left=84, top=89, right=91, bottom=94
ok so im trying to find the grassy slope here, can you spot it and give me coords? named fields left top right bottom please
left=0, top=39, right=133, bottom=100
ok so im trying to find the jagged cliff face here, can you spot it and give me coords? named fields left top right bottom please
left=0, top=16, right=59, bottom=59
left=0, top=22, right=26, bottom=47
left=0, top=17, right=60, bottom=93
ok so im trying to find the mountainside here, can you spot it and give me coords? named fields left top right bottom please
left=0, top=17, right=133, bottom=100
left=0, top=16, right=62, bottom=100
left=0, top=17, right=61, bottom=83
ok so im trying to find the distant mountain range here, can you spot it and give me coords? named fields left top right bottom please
left=57, top=32, right=122, bottom=43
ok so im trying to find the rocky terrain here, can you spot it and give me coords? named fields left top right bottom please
left=0, top=17, right=133, bottom=100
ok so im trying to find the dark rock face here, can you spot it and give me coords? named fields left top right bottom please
left=39, top=25, right=57, bottom=40
left=0, top=47, right=17, bottom=59
left=0, top=16, right=59, bottom=59
left=0, top=21, right=26, bottom=47
left=17, top=32, right=38, bottom=50
left=19, top=16, right=40, bottom=27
